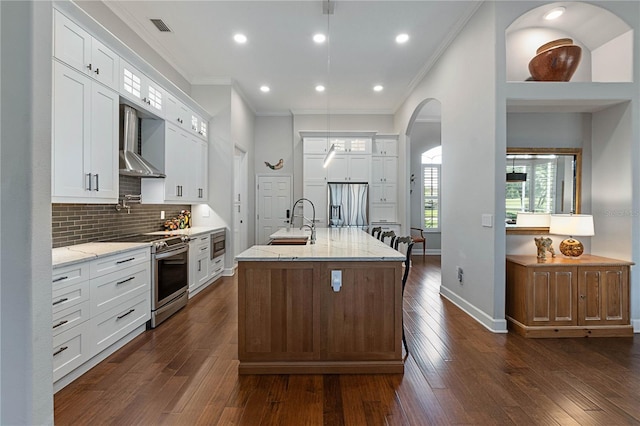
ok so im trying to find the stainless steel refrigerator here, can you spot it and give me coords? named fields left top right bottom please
left=328, top=182, right=368, bottom=227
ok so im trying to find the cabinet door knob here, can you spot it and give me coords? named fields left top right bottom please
left=580, top=294, right=586, bottom=300
left=86, top=63, right=92, bottom=71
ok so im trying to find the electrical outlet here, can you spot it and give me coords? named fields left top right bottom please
left=160, top=210, right=165, bottom=219
left=457, top=266, right=464, bottom=283
left=331, top=270, right=342, bottom=292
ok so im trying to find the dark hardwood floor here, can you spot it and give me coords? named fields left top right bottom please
left=54, top=256, right=640, bottom=425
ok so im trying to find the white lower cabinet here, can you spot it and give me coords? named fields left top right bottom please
left=52, top=246, right=151, bottom=390
left=189, top=233, right=225, bottom=298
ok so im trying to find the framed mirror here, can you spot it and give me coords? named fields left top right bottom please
left=506, top=147, right=582, bottom=234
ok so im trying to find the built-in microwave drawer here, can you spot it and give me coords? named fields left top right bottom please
left=91, top=263, right=150, bottom=317
left=52, top=300, right=90, bottom=337
left=52, top=280, right=90, bottom=315
left=90, top=247, right=150, bottom=278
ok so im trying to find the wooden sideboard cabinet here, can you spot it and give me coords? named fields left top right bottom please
left=506, top=254, right=633, bottom=338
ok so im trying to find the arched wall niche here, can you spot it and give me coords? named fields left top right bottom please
left=505, top=2, right=633, bottom=82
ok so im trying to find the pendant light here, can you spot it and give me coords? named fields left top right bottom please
left=506, top=156, right=527, bottom=182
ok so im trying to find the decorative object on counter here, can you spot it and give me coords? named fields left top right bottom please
left=528, top=38, right=582, bottom=82
left=534, top=237, right=556, bottom=261
left=163, top=209, right=191, bottom=230
left=549, top=214, right=594, bottom=257
left=264, top=159, right=283, bottom=170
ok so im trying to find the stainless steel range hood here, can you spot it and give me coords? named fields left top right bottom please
left=119, top=105, right=165, bottom=178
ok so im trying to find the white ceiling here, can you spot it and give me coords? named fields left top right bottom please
left=102, top=1, right=480, bottom=116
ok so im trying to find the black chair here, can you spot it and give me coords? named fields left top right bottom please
left=380, top=230, right=396, bottom=246
left=394, top=236, right=414, bottom=355
left=371, top=226, right=382, bottom=239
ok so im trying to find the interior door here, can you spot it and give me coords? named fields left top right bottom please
left=256, top=175, right=292, bottom=245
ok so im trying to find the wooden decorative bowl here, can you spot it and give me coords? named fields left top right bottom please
left=528, top=44, right=582, bottom=81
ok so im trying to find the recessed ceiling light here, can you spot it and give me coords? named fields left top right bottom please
left=260, top=85, right=270, bottom=93
left=315, top=85, right=325, bottom=92
left=313, top=33, right=326, bottom=44
left=544, top=7, right=565, bottom=20
left=373, top=85, right=384, bottom=92
left=395, top=33, right=409, bottom=44
left=233, top=33, right=247, bottom=44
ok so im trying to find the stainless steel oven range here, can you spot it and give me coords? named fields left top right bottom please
left=102, top=234, right=190, bottom=328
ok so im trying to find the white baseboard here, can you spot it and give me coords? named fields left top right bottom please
left=411, top=249, right=441, bottom=256
left=223, top=267, right=235, bottom=277
left=439, top=286, right=508, bottom=333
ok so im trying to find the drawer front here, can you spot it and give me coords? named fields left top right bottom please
left=90, top=248, right=150, bottom=278
left=91, top=263, right=150, bottom=317
left=209, top=254, right=224, bottom=278
left=53, top=319, right=91, bottom=382
left=92, top=293, right=150, bottom=355
left=53, top=261, right=90, bottom=290
left=52, top=280, right=90, bottom=314
left=52, top=300, right=91, bottom=337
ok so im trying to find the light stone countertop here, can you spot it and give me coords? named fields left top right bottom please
left=237, top=228, right=405, bottom=262
left=53, top=227, right=225, bottom=269
left=53, top=242, right=151, bottom=269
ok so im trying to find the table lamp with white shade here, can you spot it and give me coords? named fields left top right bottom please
left=549, top=214, right=594, bottom=257
left=515, top=212, right=551, bottom=228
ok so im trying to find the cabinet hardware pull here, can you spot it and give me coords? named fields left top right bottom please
left=53, top=346, right=69, bottom=357
left=200, top=247, right=208, bottom=251
left=116, top=276, right=135, bottom=285
left=53, top=320, right=68, bottom=329
left=86, top=173, right=92, bottom=191
left=117, top=309, right=135, bottom=320
left=214, top=267, right=223, bottom=274
left=52, top=276, right=68, bottom=283
left=94, top=174, right=99, bottom=191
left=52, top=297, right=68, bottom=306
left=95, top=68, right=99, bottom=75
left=87, top=63, right=92, bottom=71
left=116, top=257, right=135, bottom=264
left=198, top=260, right=201, bottom=272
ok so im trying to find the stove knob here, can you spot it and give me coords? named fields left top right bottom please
left=181, top=235, right=191, bottom=243
left=155, top=241, right=167, bottom=250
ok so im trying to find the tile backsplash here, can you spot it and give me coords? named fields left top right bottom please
left=52, top=176, right=189, bottom=248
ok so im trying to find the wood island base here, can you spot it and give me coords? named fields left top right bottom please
left=237, top=260, right=404, bottom=375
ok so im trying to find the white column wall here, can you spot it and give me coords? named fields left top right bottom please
left=1, top=1, right=53, bottom=424
left=395, top=2, right=504, bottom=331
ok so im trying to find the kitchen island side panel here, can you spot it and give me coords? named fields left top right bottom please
left=238, top=260, right=403, bottom=374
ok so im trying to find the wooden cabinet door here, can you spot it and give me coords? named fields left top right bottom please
left=238, top=262, right=318, bottom=361
left=527, top=267, right=576, bottom=326
left=319, top=263, right=401, bottom=361
left=578, top=266, right=629, bottom=326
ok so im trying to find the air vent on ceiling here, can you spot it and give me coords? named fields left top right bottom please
left=150, top=19, right=172, bottom=32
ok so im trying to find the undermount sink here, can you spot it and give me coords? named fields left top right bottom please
left=269, top=237, right=309, bottom=245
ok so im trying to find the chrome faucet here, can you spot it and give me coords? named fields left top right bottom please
left=290, top=198, right=316, bottom=244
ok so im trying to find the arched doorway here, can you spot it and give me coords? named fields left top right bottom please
left=406, top=99, right=441, bottom=256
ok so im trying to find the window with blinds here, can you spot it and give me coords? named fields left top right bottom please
left=423, top=164, right=440, bottom=230
left=505, top=155, right=558, bottom=222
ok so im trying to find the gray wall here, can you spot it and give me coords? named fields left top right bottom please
left=1, top=2, right=53, bottom=424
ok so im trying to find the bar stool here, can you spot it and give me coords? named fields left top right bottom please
left=394, top=236, right=414, bottom=355
left=380, top=230, right=396, bottom=246
left=371, top=226, right=382, bottom=239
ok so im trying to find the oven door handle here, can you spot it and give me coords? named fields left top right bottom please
left=155, top=245, right=188, bottom=260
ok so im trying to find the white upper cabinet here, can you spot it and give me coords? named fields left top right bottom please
left=329, top=137, right=371, bottom=154
left=120, top=59, right=165, bottom=117
left=52, top=62, right=119, bottom=203
left=304, top=137, right=329, bottom=154
left=166, top=93, right=190, bottom=128
left=373, top=137, right=398, bottom=156
left=371, top=157, right=397, bottom=184
left=327, top=155, right=370, bottom=182
left=53, top=9, right=120, bottom=90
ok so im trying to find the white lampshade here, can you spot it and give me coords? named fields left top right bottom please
left=549, top=214, right=595, bottom=236
left=516, top=212, right=551, bottom=227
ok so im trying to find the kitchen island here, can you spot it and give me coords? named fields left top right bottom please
left=236, top=228, right=406, bottom=374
